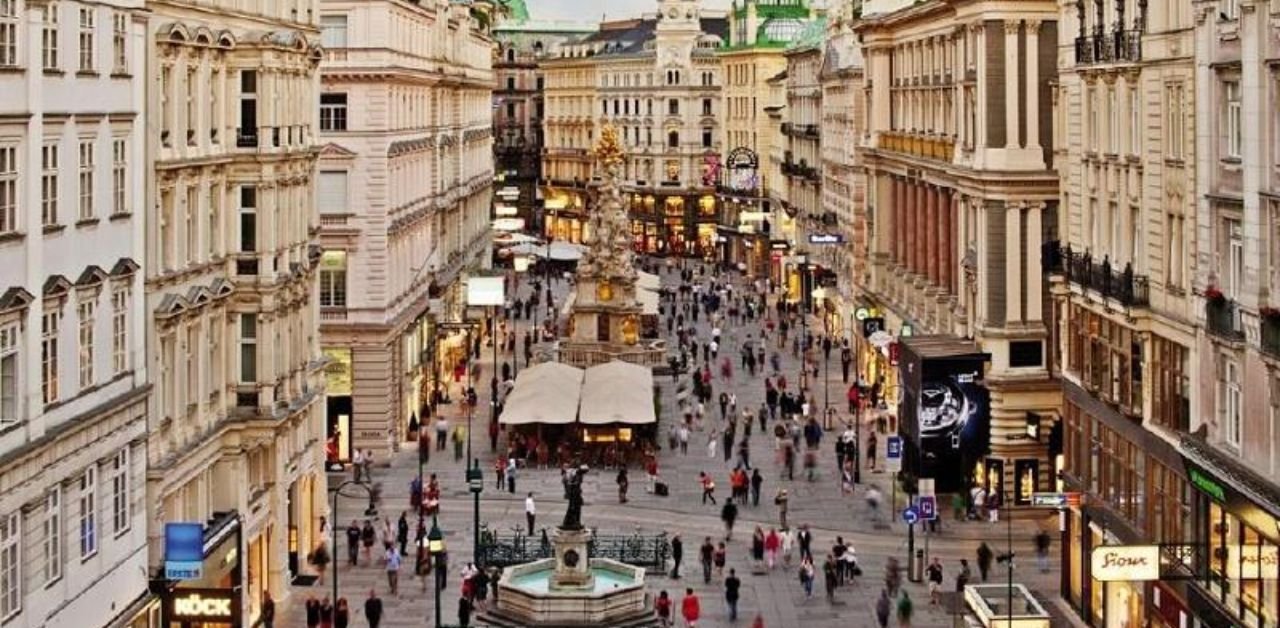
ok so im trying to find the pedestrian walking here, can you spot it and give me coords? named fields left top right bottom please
left=721, top=498, right=738, bottom=540
left=363, top=590, right=383, bottom=628
left=775, top=489, right=789, bottom=530
left=681, top=588, right=701, bottom=627
left=384, top=545, right=401, bottom=595
left=670, top=535, right=683, bottom=579
left=798, top=557, right=815, bottom=598
left=333, top=598, right=349, bottom=628
left=506, top=458, right=517, bottom=493
left=458, top=595, right=473, bottom=628
left=797, top=524, right=813, bottom=562
left=305, top=597, right=320, bottom=628
left=956, top=559, right=972, bottom=592
left=345, top=521, right=360, bottom=565
left=352, top=449, right=364, bottom=483
left=617, top=467, right=629, bottom=504
left=699, top=472, right=717, bottom=505
left=1035, top=529, right=1052, bottom=573
left=897, top=591, right=914, bottom=627
left=925, top=557, right=943, bottom=605
left=261, top=591, right=275, bottom=628
left=525, top=493, right=536, bottom=535
left=700, top=537, right=715, bottom=584
left=750, top=469, right=763, bottom=506
left=764, top=528, right=781, bottom=569
left=725, top=569, right=742, bottom=621
left=361, top=520, right=376, bottom=565
left=874, top=589, right=891, bottom=628
left=655, top=590, right=673, bottom=627
left=976, top=542, right=994, bottom=582
left=396, top=513, right=409, bottom=557
left=823, top=555, right=839, bottom=601
left=713, top=542, right=727, bottom=578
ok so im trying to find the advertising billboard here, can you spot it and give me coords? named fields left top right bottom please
left=897, top=336, right=991, bottom=493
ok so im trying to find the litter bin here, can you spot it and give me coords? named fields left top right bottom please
left=910, top=548, right=925, bottom=582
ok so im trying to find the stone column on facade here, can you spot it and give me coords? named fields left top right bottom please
left=892, top=176, right=904, bottom=265
left=911, top=182, right=923, bottom=276
left=971, top=23, right=986, bottom=149
left=1025, top=202, right=1044, bottom=322
left=947, top=191, right=959, bottom=295
left=902, top=179, right=913, bottom=270
left=931, top=185, right=942, bottom=286
left=1024, top=20, right=1042, bottom=155
left=1004, top=20, right=1022, bottom=149
left=1005, top=201, right=1024, bottom=323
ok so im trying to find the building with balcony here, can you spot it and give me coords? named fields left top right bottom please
left=715, top=0, right=820, bottom=276
left=781, top=19, right=826, bottom=306
left=317, top=0, right=496, bottom=462
left=494, top=10, right=594, bottom=232
left=539, top=0, right=728, bottom=257
left=1048, top=0, right=1199, bottom=622
left=855, top=0, right=1061, bottom=508
left=816, top=5, right=864, bottom=335
left=0, top=2, right=152, bottom=626
left=142, top=1, right=327, bottom=624
left=1180, top=0, right=1280, bottom=623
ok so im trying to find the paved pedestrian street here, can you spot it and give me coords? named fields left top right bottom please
left=282, top=262, right=1084, bottom=628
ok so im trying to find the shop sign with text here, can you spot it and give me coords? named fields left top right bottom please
left=1091, top=545, right=1161, bottom=582
left=166, top=588, right=238, bottom=624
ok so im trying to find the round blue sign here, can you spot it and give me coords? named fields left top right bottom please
left=902, top=507, right=919, bottom=525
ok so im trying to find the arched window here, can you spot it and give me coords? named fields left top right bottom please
left=533, top=41, right=544, bottom=55
left=506, top=48, right=515, bottom=62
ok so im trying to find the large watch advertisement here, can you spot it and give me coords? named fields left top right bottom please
left=897, top=338, right=991, bottom=494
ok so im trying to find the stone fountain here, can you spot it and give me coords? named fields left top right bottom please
left=481, top=466, right=657, bottom=628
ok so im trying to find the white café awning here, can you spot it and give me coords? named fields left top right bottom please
left=637, top=289, right=659, bottom=315
left=498, top=362, right=584, bottom=425
left=578, top=361, right=656, bottom=425
left=637, top=271, right=661, bottom=293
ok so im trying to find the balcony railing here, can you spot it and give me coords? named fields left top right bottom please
left=1074, top=28, right=1142, bottom=65
left=1056, top=245, right=1150, bottom=307
left=879, top=131, right=955, bottom=162
left=1261, top=315, right=1280, bottom=359
left=1205, top=298, right=1245, bottom=342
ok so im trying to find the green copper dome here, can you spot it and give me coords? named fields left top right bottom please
left=501, top=0, right=529, bottom=24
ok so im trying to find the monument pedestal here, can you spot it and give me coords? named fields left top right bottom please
left=549, top=527, right=595, bottom=590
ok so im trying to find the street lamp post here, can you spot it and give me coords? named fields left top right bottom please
left=330, top=480, right=374, bottom=604
left=427, top=517, right=446, bottom=628
left=468, top=459, right=484, bottom=562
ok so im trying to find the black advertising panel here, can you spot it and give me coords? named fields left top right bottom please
left=897, top=336, right=991, bottom=493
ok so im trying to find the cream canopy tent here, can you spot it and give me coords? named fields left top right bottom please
left=637, top=289, right=659, bottom=315
left=578, top=361, right=656, bottom=425
left=636, top=271, right=661, bottom=293
left=498, top=362, right=584, bottom=425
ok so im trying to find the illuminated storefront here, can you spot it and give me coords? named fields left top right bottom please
left=157, top=514, right=243, bottom=627
left=1183, top=439, right=1280, bottom=628
left=323, top=347, right=354, bottom=466
left=626, top=192, right=719, bottom=257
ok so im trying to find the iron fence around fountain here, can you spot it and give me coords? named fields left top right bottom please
left=477, top=526, right=671, bottom=573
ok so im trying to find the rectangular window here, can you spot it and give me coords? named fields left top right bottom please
left=239, top=186, right=256, bottom=252
left=0, top=325, right=15, bottom=425
left=111, top=286, right=128, bottom=375
left=111, top=138, right=126, bottom=215
left=1224, top=80, right=1241, bottom=159
left=42, top=489, right=60, bottom=585
left=0, top=511, right=17, bottom=620
left=78, top=140, right=94, bottom=221
left=42, top=143, right=59, bottom=226
left=111, top=12, right=125, bottom=73
left=185, top=187, right=197, bottom=264
left=1223, top=358, right=1242, bottom=447
left=1129, top=87, right=1141, bottom=156
left=320, top=15, right=347, bottom=48
left=208, top=183, right=220, bottom=256
left=238, top=70, right=258, bottom=146
left=42, top=2, right=59, bottom=71
left=319, top=93, right=348, bottom=132
left=319, top=251, right=347, bottom=307
left=78, top=7, right=95, bottom=72
left=318, top=171, right=348, bottom=215
left=702, top=128, right=712, bottom=149
left=77, top=299, right=94, bottom=389
left=1086, top=86, right=1097, bottom=149
left=160, top=66, right=172, bottom=146
left=1165, top=84, right=1183, bottom=158
left=185, top=69, right=196, bottom=145
left=42, top=310, right=59, bottom=404
left=1225, top=217, right=1243, bottom=298
left=0, top=144, right=15, bottom=234
left=1221, top=0, right=1239, bottom=19
left=702, top=98, right=712, bottom=116
left=0, top=0, right=16, bottom=68
left=110, top=448, right=128, bottom=535
left=668, top=99, right=679, bottom=116
left=239, top=313, right=256, bottom=383
left=78, top=466, right=96, bottom=558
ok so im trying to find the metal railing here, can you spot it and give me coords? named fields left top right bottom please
left=1056, top=245, right=1150, bottom=307
left=1206, top=299, right=1245, bottom=341
left=1074, top=28, right=1142, bottom=65
left=476, top=527, right=670, bottom=573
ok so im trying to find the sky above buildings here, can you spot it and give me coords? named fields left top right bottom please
left=528, top=0, right=733, bottom=21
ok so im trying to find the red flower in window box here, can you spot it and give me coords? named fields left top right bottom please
left=1261, top=306, right=1280, bottom=320
left=1204, top=286, right=1225, bottom=303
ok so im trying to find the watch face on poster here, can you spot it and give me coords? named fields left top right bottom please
left=918, top=379, right=966, bottom=437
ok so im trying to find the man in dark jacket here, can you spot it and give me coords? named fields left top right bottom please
left=364, top=590, right=383, bottom=628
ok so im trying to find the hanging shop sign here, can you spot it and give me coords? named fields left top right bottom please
left=808, top=233, right=845, bottom=245
left=1090, top=545, right=1161, bottom=582
left=164, top=523, right=205, bottom=581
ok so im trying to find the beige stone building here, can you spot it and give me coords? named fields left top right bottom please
left=540, top=0, right=728, bottom=257
left=1047, top=0, right=1200, bottom=621
left=0, top=2, right=152, bottom=626
left=781, top=26, right=823, bottom=305
left=142, top=0, right=327, bottom=623
left=716, top=0, right=819, bottom=276
left=317, top=0, right=495, bottom=462
left=855, top=0, right=1061, bottom=501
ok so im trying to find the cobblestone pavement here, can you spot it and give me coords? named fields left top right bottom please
left=281, top=260, right=1084, bottom=628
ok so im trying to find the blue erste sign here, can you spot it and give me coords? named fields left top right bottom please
left=164, top=522, right=205, bottom=581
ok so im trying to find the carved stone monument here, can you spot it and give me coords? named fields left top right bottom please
left=566, top=125, right=644, bottom=351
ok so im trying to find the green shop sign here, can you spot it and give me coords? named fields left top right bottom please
left=1189, top=466, right=1227, bottom=503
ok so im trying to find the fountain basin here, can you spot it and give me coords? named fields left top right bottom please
left=493, top=558, right=648, bottom=626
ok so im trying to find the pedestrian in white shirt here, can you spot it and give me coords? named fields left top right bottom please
left=525, top=493, right=536, bottom=535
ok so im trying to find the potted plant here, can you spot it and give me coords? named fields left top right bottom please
left=1204, top=285, right=1226, bottom=304
left=1261, top=305, right=1280, bottom=320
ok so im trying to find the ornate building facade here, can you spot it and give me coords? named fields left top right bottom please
left=493, top=13, right=593, bottom=232
left=317, top=0, right=495, bottom=463
left=540, top=0, right=728, bottom=257
left=716, top=0, right=819, bottom=276
left=142, top=1, right=327, bottom=623
left=1048, top=0, right=1200, bottom=622
left=782, top=22, right=825, bottom=306
left=855, top=0, right=1062, bottom=505
left=0, top=2, right=152, bottom=626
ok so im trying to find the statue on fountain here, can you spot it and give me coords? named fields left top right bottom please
left=561, top=465, right=588, bottom=530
